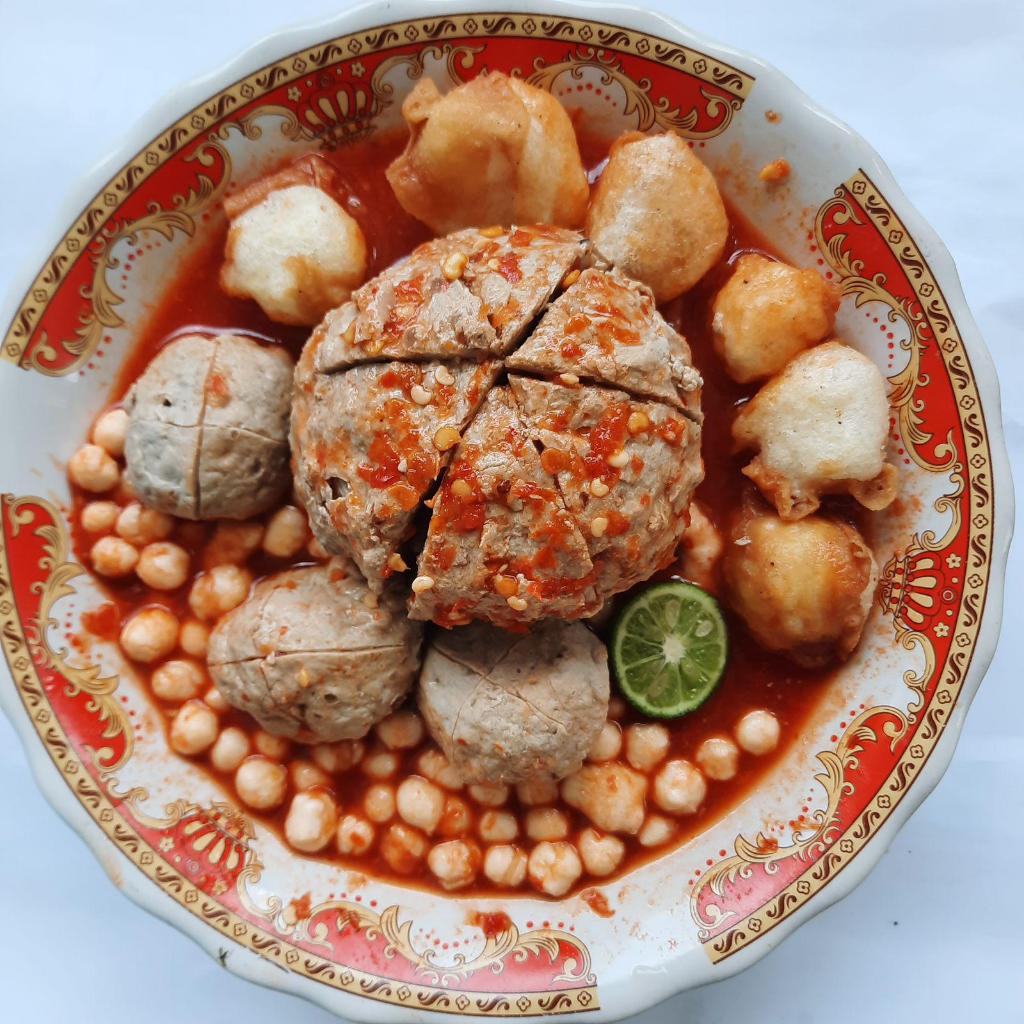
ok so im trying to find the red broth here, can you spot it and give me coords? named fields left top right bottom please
left=70, top=129, right=837, bottom=896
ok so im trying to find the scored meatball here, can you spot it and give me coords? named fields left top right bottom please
left=207, top=560, right=422, bottom=742
left=711, top=254, right=841, bottom=383
left=124, top=334, right=293, bottom=520
left=419, top=621, right=609, bottom=784
left=221, top=154, right=367, bottom=326
left=386, top=73, right=589, bottom=234
left=586, top=131, right=728, bottom=301
left=733, top=340, right=898, bottom=519
left=722, top=502, right=878, bottom=666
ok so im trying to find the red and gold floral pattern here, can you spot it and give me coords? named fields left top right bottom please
left=0, top=10, right=997, bottom=1015
left=689, top=171, right=994, bottom=961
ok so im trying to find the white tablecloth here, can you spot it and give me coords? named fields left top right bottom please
left=1, top=1, right=1021, bottom=1018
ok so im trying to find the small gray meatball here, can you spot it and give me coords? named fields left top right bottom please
left=124, top=333, right=293, bottom=520
left=208, top=559, right=422, bottom=742
left=419, top=621, right=609, bottom=784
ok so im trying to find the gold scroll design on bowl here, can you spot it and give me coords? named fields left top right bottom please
left=6, top=12, right=753, bottom=376
left=1, top=494, right=131, bottom=773
left=688, top=166, right=990, bottom=961
left=110, top=784, right=597, bottom=1008
left=690, top=705, right=910, bottom=939
left=235, top=854, right=595, bottom=989
left=519, top=45, right=744, bottom=138
left=15, top=43, right=486, bottom=379
left=814, top=181, right=964, bottom=553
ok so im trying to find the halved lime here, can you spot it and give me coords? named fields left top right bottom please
left=611, top=582, right=728, bottom=718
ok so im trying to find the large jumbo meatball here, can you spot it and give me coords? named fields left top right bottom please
left=418, top=621, right=609, bottom=784
left=221, top=155, right=368, bottom=326
left=124, top=334, right=293, bottom=520
left=586, top=131, right=729, bottom=301
left=207, top=560, right=422, bottom=742
left=711, top=254, right=841, bottom=383
left=722, top=502, right=878, bottom=666
left=386, top=73, right=590, bottom=234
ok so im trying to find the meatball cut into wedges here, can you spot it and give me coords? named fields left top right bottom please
left=207, top=559, right=422, bottom=743
left=419, top=621, right=610, bottom=785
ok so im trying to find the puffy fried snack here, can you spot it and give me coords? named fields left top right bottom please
left=386, top=73, right=589, bottom=234
left=208, top=560, right=422, bottom=742
left=733, top=341, right=898, bottom=518
left=585, top=131, right=728, bottom=301
left=220, top=154, right=367, bottom=326
left=722, top=503, right=878, bottom=666
left=711, top=254, right=841, bottom=383
left=418, top=621, right=609, bottom=784
left=124, top=334, right=293, bottom=520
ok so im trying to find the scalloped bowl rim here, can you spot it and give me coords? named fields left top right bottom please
left=0, top=0, right=1013, bottom=1020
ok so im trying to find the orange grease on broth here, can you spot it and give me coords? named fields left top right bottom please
left=73, top=128, right=837, bottom=896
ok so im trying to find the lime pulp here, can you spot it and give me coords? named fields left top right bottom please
left=610, top=581, right=728, bottom=718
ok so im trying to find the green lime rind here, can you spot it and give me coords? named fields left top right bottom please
left=610, top=581, right=728, bottom=719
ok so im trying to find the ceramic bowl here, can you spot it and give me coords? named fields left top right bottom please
left=0, top=1, right=1012, bottom=1019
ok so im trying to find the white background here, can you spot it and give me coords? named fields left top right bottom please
left=1, top=1, right=1022, bottom=1020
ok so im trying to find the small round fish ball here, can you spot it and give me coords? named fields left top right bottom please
left=336, top=815, right=375, bottom=855
left=203, top=685, right=229, bottom=713
left=483, top=844, right=527, bottom=888
left=364, top=783, right=396, bottom=823
left=115, top=503, right=174, bottom=546
left=312, top=740, right=364, bottom=774
left=91, top=536, right=139, bottom=578
left=290, top=759, right=331, bottom=791
left=479, top=810, right=518, bottom=844
left=179, top=619, right=210, bottom=658
left=396, top=776, right=445, bottom=833
left=136, top=542, right=190, bottom=591
left=169, top=700, right=219, bottom=756
left=262, top=506, right=309, bottom=558
left=380, top=823, right=428, bottom=874
left=427, top=839, right=481, bottom=890
left=528, top=841, right=582, bottom=897
left=376, top=709, right=425, bottom=750
left=253, top=729, right=291, bottom=761
left=69, top=444, right=120, bottom=493
left=653, top=760, right=707, bottom=815
left=188, top=565, right=252, bottom=621
left=150, top=659, right=205, bottom=703
left=438, top=796, right=472, bottom=838
left=468, top=783, right=509, bottom=808
left=362, top=749, right=399, bottom=780
left=624, top=723, right=670, bottom=771
left=578, top=828, right=625, bottom=877
left=210, top=727, right=251, bottom=773
left=525, top=807, right=570, bottom=842
left=638, top=814, right=675, bottom=848
left=735, top=709, right=781, bottom=755
left=586, top=132, right=728, bottom=300
left=91, top=408, right=130, bottom=457
left=119, top=607, right=179, bottom=663
left=81, top=501, right=120, bottom=534
left=696, top=736, right=740, bottom=781
left=235, top=756, right=288, bottom=810
left=587, top=721, right=622, bottom=763
left=284, top=790, right=339, bottom=853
